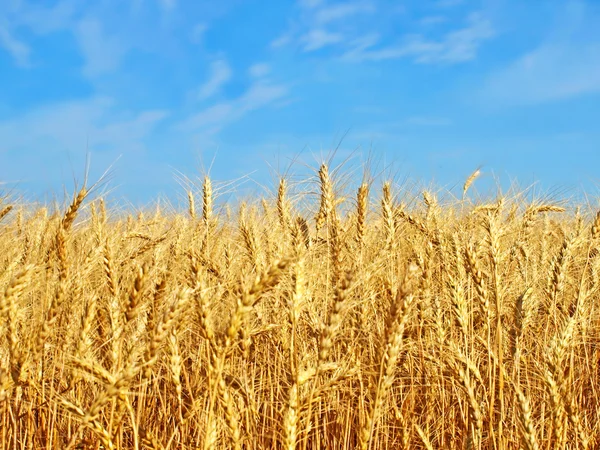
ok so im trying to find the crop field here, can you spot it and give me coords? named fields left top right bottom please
left=1, top=165, right=599, bottom=449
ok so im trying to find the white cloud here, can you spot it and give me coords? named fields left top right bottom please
left=277, top=1, right=375, bottom=52
left=75, top=18, right=129, bottom=78
left=432, top=13, right=494, bottom=63
left=0, top=1, right=78, bottom=67
left=176, top=104, right=233, bottom=132
left=176, top=80, right=288, bottom=134
left=271, top=33, right=292, bottom=49
left=249, top=63, right=271, bottom=78
left=314, top=2, right=375, bottom=24
left=302, top=29, right=344, bottom=51
left=0, top=97, right=168, bottom=154
left=341, top=12, right=494, bottom=63
left=0, top=24, right=30, bottom=67
left=17, top=0, right=77, bottom=35
left=481, top=42, right=600, bottom=105
left=239, top=82, right=288, bottom=109
left=190, top=23, right=207, bottom=44
left=197, top=59, right=232, bottom=101
left=478, top=0, right=600, bottom=106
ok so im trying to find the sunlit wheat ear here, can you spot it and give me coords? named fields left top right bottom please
left=203, top=257, right=285, bottom=450
left=283, top=381, right=299, bottom=450
left=187, top=190, right=196, bottom=220
left=511, top=287, right=534, bottom=369
left=62, top=186, right=87, bottom=232
left=189, top=257, right=215, bottom=344
left=447, top=347, right=483, bottom=447
left=296, top=216, right=310, bottom=250
left=565, top=393, right=590, bottom=450
left=463, top=167, right=481, bottom=198
left=515, top=386, right=540, bottom=450
left=396, top=207, right=439, bottom=245
left=543, top=315, right=577, bottom=450
left=315, top=163, right=335, bottom=232
left=287, top=257, right=305, bottom=374
left=381, top=182, right=395, bottom=248
left=143, top=288, right=191, bottom=379
left=464, top=244, right=490, bottom=325
left=414, top=423, right=434, bottom=450
left=318, top=271, right=352, bottom=366
left=168, top=327, right=184, bottom=422
left=448, top=275, right=468, bottom=341
left=239, top=209, right=260, bottom=270
left=1, top=265, right=33, bottom=383
left=423, top=190, right=438, bottom=225
left=139, top=427, right=164, bottom=450
left=125, top=264, right=148, bottom=323
left=278, top=178, right=291, bottom=232
left=217, top=374, right=242, bottom=450
left=547, top=235, right=574, bottom=312
left=0, top=367, right=11, bottom=402
left=225, top=259, right=291, bottom=349
left=521, top=204, right=565, bottom=239
left=74, top=296, right=97, bottom=361
left=202, top=175, right=213, bottom=225
left=99, top=196, right=107, bottom=224
left=359, top=263, right=417, bottom=450
left=590, top=210, right=600, bottom=240
left=355, top=183, right=369, bottom=247
left=31, top=190, right=86, bottom=371
left=0, top=204, right=13, bottom=222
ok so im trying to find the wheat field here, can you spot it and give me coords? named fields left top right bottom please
left=1, top=165, right=599, bottom=450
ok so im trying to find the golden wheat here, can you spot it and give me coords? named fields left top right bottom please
left=1, top=163, right=600, bottom=449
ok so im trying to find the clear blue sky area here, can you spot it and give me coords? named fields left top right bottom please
left=1, top=0, right=599, bottom=204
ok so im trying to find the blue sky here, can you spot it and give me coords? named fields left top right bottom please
left=1, top=0, right=600, bottom=204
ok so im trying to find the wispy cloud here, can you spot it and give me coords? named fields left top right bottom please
left=4, top=0, right=600, bottom=201
left=481, top=42, right=600, bottom=105
left=177, top=80, right=289, bottom=135
left=76, top=18, right=129, bottom=78
left=480, top=1, right=600, bottom=106
left=196, top=59, right=233, bottom=101
left=249, top=63, right=271, bottom=78
left=0, top=0, right=78, bottom=67
left=270, top=33, right=292, bottom=49
left=0, top=0, right=77, bottom=67
left=301, top=29, right=344, bottom=51
left=15, top=0, right=77, bottom=35
left=0, top=97, right=168, bottom=154
left=0, top=24, right=30, bottom=67
left=274, top=1, right=375, bottom=53
left=341, top=12, right=494, bottom=63
left=190, top=23, right=207, bottom=44
left=313, top=2, right=376, bottom=24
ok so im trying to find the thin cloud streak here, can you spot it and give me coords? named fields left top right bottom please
left=481, top=42, right=600, bottom=105
left=0, top=24, right=30, bottom=66
left=196, top=59, right=233, bottom=100
left=341, top=12, right=494, bottom=63
left=176, top=80, right=289, bottom=134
